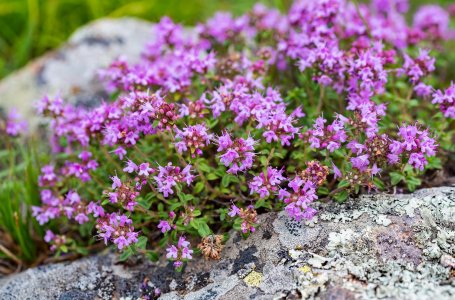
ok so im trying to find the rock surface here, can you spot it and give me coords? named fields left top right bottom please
left=1, top=187, right=455, bottom=299
left=0, top=18, right=152, bottom=125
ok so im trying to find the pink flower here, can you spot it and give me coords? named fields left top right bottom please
left=174, top=124, right=213, bottom=157
left=217, top=132, right=256, bottom=174
left=154, top=163, right=194, bottom=197
left=111, top=175, right=122, bottom=189
left=158, top=220, right=172, bottom=233
left=138, top=162, right=154, bottom=176
left=228, top=204, right=241, bottom=217
left=166, top=236, right=193, bottom=268
left=123, top=160, right=138, bottom=173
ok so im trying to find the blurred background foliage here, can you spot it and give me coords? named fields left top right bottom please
left=0, top=0, right=453, bottom=79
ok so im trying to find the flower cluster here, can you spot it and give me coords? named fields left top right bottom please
left=154, top=163, right=194, bottom=197
left=249, top=167, right=285, bottom=198
left=217, top=132, right=256, bottom=174
left=308, top=115, right=348, bottom=152
left=175, top=124, right=213, bottom=157
left=432, top=83, right=455, bottom=118
left=2, top=109, right=27, bottom=137
left=228, top=204, right=258, bottom=234
left=389, top=124, right=438, bottom=170
left=32, top=190, right=90, bottom=225
left=96, top=213, right=138, bottom=250
left=166, top=236, right=193, bottom=268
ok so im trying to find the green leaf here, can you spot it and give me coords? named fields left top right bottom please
left=145, top=250, right=159, bottom=262
left=390, top=172, right=405, bottom=185
left=136, top=236, right=147, bottom=250
left=206, top=173, right=219, bottom=180
left=221, top=174, right=238, bottom=187
left=373, top=177, right=385, bottom=190
left=337, top=180, right=350, bottom=189
left=426, top=157, right=442, bottom=170
left=197, top=161, right=211, bottom=172
left=197, top=221, right=211, bottom=237
left=194, top=181, right=205, bottom=194
left=118, top=248, right=134, bottom=261
left=190, top=219, right=200, bottom=230
left=137, top=197, right=152, bottom=210
left=260, top=156, right=268, bottom=166
left=406, top=176, right=421, bottom=192
left=333, top=190, right=349, bottom=202
left=317, top=186, right=329, bottom=196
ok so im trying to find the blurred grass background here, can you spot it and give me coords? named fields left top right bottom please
left=0, top=0, right=452, bottom=79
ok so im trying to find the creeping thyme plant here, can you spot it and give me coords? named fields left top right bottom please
left=17, top=0, right=455, bottom=268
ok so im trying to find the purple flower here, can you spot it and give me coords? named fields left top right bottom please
left=278, top=178, right=318, bottom=221
left=123, top=160, right=138, bottom=173
left=388, top=124, right=438, bottom=170
left=96, top=213, right=138, bottom=250
left=332, top=163, right=342, bottom=179
left=174, top=124, right=213, bottom=157
left=217, top=132, right=256, bottom=174
left=158, top=220, right=172, bottom=233
left=308, top=115, right=347, bottom=152
left=44, top=230, right=55, bottom=243
left=111, top=175, right=122, bottom=189
left=166, top=236, right=193, bottom=268
left=432, top=83, right=455, bottom=119
left=351, top=154, right=370, bottom=171
left=414, top=5, right=450, bottom=41
left=401, top=49, right=435, bottom=84
left=138, top=162, right=154, bottom=176
left=154, top=163, right=194, bottom=197
left=249, top=167, right=285, bottom=198
left=5, top=109, right=27, bottom=136
left=228, top=204, right=241, bottom=217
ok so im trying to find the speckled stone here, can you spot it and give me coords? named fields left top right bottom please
left=0, top=17, right=153, bottom=127
left=1, top=187, right=455, bottom=299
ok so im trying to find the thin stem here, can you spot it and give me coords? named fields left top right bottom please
left=0, top=243, right=22, bottom=266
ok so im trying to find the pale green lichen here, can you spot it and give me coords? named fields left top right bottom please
left=243, top=271, right=263, bottom=287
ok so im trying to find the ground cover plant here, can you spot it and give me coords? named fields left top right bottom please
left=1, top=0, right=455, bottom=272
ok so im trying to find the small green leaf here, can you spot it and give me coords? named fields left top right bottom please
left=118, top=248, right=134, bottom=261
left=206, top=173, right=219, bottom=180
left=373, top=177, right=385, bottom=190
left=197, top=221, right=211, bottom=237
left=145, top=250, right=159, bottom=262
left=333, top=190, right=349, bottom=202
left=406, top=176, right=421, bottom=192
left=194, top=182, right=205, bottom=194
left=390, top=172, right=405, bottom=185
left=337, top=180, right=350, bottom=189
left=136, top=236, right=147, bottom=250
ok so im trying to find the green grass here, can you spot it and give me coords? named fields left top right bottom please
left=0, top=137, right=43, bottom=265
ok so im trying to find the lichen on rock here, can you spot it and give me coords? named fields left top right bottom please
left=1, top=187, right=455, bottom=299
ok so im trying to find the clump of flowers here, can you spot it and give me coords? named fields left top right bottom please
left=217, top=132, right=256, bottom=174
left=432, top=83, right=455, bottom=118
left=166, top=236, right=193, bottom=268
left=154, top=163, right=194, bottom=198
left=26, top=0, right=454, bottom=270
left=175, top=124, right=213, bottom=157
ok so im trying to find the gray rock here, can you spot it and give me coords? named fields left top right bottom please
left=1, top=187, right=455, bottom=299
left=0, top=17, right=153, bottom=126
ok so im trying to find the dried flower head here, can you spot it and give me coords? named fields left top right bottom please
left=198, top=234, right=224, bottom=260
